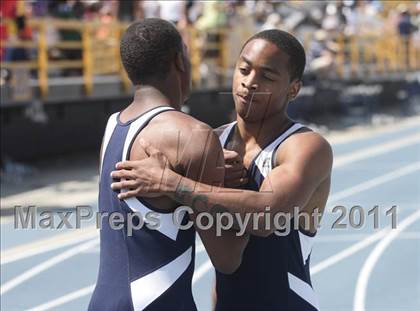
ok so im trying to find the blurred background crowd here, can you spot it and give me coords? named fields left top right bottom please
left=1, top=0, right=419, bottom=88
left=1, top=0, right=419, bottom=168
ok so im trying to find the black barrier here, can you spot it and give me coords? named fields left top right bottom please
left=1, top=78, right=418, bottom=161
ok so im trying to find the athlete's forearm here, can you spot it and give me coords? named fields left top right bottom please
left=194, top=219, right=250, bottom=274
left=164, top=170, right=276, bottom=236
left=160, top=168, right=252, bottom=272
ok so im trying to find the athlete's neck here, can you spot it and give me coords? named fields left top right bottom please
left=120, top=83, right=181, bottom=122
left=236, top=111, right=292, bottom=148
left=133, top=83, right=181, bottom=109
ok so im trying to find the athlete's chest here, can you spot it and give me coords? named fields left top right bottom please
left=225, top=139, right=273, bottom=173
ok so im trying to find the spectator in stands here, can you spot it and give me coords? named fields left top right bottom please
left=0, top=0, right=18, bottom=63
left=397, top=5, right=418, bottom=69
left=397, top=6, right=417, bottom=37
left=253, top=0, right=277, bottom=29
left=158, top=0, right=187, bottom=26
left=195, top=1, right=227, bottom=31
left=322, top=2, right=346, bottom=32
left=260, top=13, right=282, bottom=31
left=2, top=0, right=418, bottom=88
left=307, top=30, right=338, bottom=77
left=10, top=15, right=32, bottom=62
left=117, top=0, right=136, bottom=21
left=344, top=0, right=383, bottom=35
left=138, top=0, right=160, bottom=19
left=52, top=0, right=84, bottom=76
left=413, top=3, right=420, bottom=49
left=31, top=0, right=49, bottom=17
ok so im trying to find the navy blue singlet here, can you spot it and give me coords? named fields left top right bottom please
left=215, top=121, right=319, bottom=311
left=88, top=106, right=197, bottom=311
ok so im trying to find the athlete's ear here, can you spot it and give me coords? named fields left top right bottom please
left=287, top=79, right=302, bottom=102
left=174, top=52, right=186, bottom=73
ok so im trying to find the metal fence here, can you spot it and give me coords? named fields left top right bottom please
left=1, top=17, right=419, bottom=99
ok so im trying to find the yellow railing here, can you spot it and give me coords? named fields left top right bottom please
left=1, top=18, right=419, bottom=99
left=1, top=18, right=129, bottom=97
left=303, top=31, right=419, bottom=78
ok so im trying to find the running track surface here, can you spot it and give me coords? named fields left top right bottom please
left=1, top=120, right=419, bottom=311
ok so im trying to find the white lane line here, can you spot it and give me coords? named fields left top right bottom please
left=326, top=115, right=420, bottom=145
left=1, top=179, right=99, bottom=209
left=315, top=232, right=420, bottom=242
left=23, top=133, right=420, bottom=309
left=27, top=225, right=420, bottom=311
left=25, top=239, right=208, bottom=311
left=27, top=284, right=96, bottom=311
left=0, top=239, right=99, bottom=295
left=311, top=227, right=389, bottom=275
left=1, top=227, right=98, bottom=265
left=190, top=160, right=420, bottom=284
left=333, top=132, right=420, bottom=168
left=353, top=209, right=420, bottom=311
left=327, top=161, right=420, bottom=209
left=3, top=227, right=201, bottom=266
left=28, top=255, right=215, bottom=311
left=6, top=161, right=417, bottom=266
left=1, top=216, right=15, bottom=225
left=4, top=128, right=418, bottom=263
left=190, top=230, right=392, bottom=287
left=2, top=226, right=203, bottom=266
left=311, top=162, right=420, bottom=274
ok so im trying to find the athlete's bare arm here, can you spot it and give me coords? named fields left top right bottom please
left=116, top=111, right=249, bottom=273
left=112, top=131, right=333, bottom=236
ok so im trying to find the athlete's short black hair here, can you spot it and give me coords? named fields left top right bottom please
left=120, top=18, right=183, bottom=84
left=243, top=29, right=306, bottom=82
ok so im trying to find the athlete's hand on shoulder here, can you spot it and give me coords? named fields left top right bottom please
left=223, top=149, right=248, bottom=188
left=110, top=139, right=180, bottom=200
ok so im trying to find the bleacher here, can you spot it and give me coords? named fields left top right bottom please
left=1, top=1, right=419, bottom=160
left=1, top=17, right=419, bottom=103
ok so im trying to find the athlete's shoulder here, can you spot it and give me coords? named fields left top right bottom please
left=280, top=130, right=333, bottom=170
left=287, top=129, right=331, bottom=149
left=146, top=109, right=223, bottom=174
left=144, top=109, right=219, bottom=156
left=150, top=109, right=212, bottom=133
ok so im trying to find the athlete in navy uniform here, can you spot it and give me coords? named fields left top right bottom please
left=112, top=30, right=333, bottom=311
left=88, top=19, right=248, bottom=311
